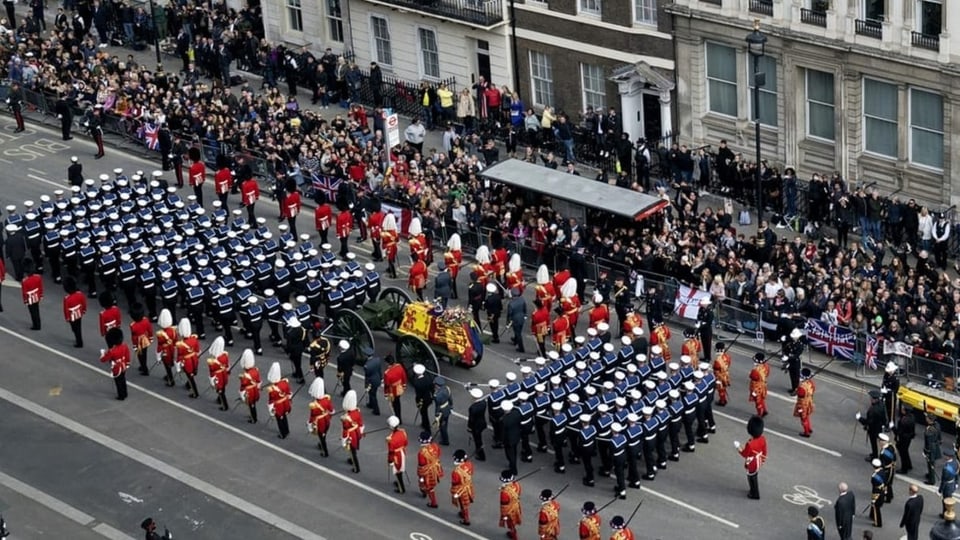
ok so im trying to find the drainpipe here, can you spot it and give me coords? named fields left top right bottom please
left=509, top=0, right=520, bottom=93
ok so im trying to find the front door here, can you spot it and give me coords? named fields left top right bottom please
left=476, top=39, right=492, bottom=84
left=642, top=93, right=662, bottom=143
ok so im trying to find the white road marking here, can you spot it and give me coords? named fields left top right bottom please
left=26, top=174, right=65, bottom=190
left=766, top=390, right=796, bottom=404
left=713, top=410, right=842, bottom=457
left=28, top=168, right=47, bottom=175
left=0, top=470, right=137, bottom=540
left=0, top=326, right=488, bottom=540
left=640, top=485, right=740, bottom=528
left=117, top=492, right=144, bottom=504
left=0, top=386, right=326, bottom=540
left=892, top=473, right=939, bottom=494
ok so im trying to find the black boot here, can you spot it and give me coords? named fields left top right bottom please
left=395, top=473, right=406, bottom=493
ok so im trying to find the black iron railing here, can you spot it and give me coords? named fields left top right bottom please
left=912, top=31, right=940, bottom=51
left=855, top=18, right=883, bottom=38
left=800, top=8, right=827, bottom=27
left=748, top=0, right=773, bottom=16
left=368, top=0, right=504, bottom=26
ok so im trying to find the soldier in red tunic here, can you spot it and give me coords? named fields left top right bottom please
left=341, top=389, right=364, bottom=473
left=712, top=342, right=732, bottom=406
left=534, top=264, right=556, bottom=313
left=267, top=361, right=293, bottom=439
left=336, top=207, right=353, bottom=259
left=587, top=293, right=609, bottom=330
left=241, top=175, right=260, bottom=222
left=444, top=234, right=462, bottom=300
left=736, top=415, right=767, bottom=499
left=99, top=327, right=130, bottom=400
left=206, top=337, right=231, bottom=411
left=367, top=202, right=385, bottom=262
left=650, top=322, right=672, bottom=363
left=214, top=163, right=233, bottom=208
left=552, top=268, right=571, bottom=305
left=504, top=253, right=525, bottom=293
left=308, top=377, right=335, bottom=456
left=63, top=276, right=87, bottom=348
left=386, top=416, right=409, bottom=493
left=282, top=186, right=302, bottom=238
left=407, top=217, right=430, bottom=265
left=490, top=231, right=508, bottom=282
left=417, top=431, right=443, bottom=508
left=21, top=259, right=43, bottom=330
left=450, top=450, right=474, bottom=525
left=538, top=489, right=560, bottom=540
left=681, top=327, right=702, bottom=370
left=314, top=193, right=333, bottom=246
left=175, top=318, right=201, bottom=399
left=531, top=299, right=550, bottom=357
left=560, top=278, right=581, bottom=333
left=472, top=246, right=493, bottom=288
left=609, top=515, right=636, bottom=540
left=552, top=311, right=571, bottom=351
left=408, top=252, right=428, bottom=302
left=381, top=213, right=399, bottom=279
left=499, top=470, right=522, bottom=540
left=129, top=303, right=153, bottom=376
left=155, top=309, right=178, bottom=387
left=578, top=500, right=602, bottom=540
left=188, top=147, right=206, bottom=207
left=749, top=353, right=770, bottom=418
left=237, top=350, right=261, bottom=424
left=98, top=291, right=122, bottom=346
left=383, top=354, right=408, bottom=421
left=794, top=368, right=816, bottom=437
left=621, top=309, right=643, bottom=338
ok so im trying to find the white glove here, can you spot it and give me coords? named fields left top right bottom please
left=889, top=421, right=894, bottom=429
left=880, top=387, right=888, bottom=394
left=57, top=114, right=62, bottom=119
left=239, top=390, right=247, bottom=401
left=155, top=352, right=162, bottom=364
left=782, top=355, right=788, bottom=362
left=99, top=348, right=105, bottom=357
left=856, top=412, right=862, bottom=420
left=734, top=440, right=741, bottom=448
left=341, top=437, right=349, bottom=447
left=174, top=362, right=182, bottom=373
left=751, top=392, right=756, bottom=397
left=454, top=494, right=459, bottom=499
left=268, top=403, right=275, bottom=416
left=419, top=477, right=425, bottom=483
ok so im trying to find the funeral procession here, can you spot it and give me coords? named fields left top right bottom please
left=8, top=1, right=960, bottom=539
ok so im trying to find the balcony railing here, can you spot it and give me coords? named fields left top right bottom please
left=748, top=0, right=773, bottom=16
left=800, top=8, right=827, bottom=27
left=370, top=0, right=504, bottom=26
left=912, top=31, right=940, bottom=51
left=855, top=18, right=883, bottom=39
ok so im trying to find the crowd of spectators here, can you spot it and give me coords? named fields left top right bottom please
left=4, top=0, right=960, bottom=365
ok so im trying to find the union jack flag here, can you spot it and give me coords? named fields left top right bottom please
left=142, top=122, right=160, bottom=151
left=803, top=318, right=856, bottom=361
left=311, top=173, right=340, bottom=203
left=865, top=334, right=879, bottom=370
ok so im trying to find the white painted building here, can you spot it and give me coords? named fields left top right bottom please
left=346, top=0, right=512, bottom=90
left=261, top=0, right=349, bottom=53
left=668, top=0, right=960, bottom=206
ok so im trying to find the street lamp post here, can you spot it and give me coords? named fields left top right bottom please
left=745, top=19, right=767, bottom=220
left=149, top=0, right=162, bottom=69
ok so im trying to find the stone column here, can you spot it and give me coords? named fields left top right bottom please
left=659, top=90, right=673, bottom=139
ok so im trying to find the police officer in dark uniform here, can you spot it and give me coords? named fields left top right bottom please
left=412, top=363, right=433, bottom=434
left=55, top=91, right=74, bottom=140
left=86, top=105, right=105, bottom=159
left=467, top=387, right=487, bottom=461
left=171, top=134, right=187, bottom=187
left=484, top=283, right=503, bottom=344
left=696, top=297, right=714, bottom=363
left=284, top=316, right=307, bottom=384
left=68, top=156, right=84, bottom=187
left=611, top=275, right=631, bottom=337
left=646, top=286, right=664, bottom=326
left=923, top=413, right=942, bottom=485
left=467, top=272, right=484, bottom=329
left=362, top=347, right=382, bottom=416
left=7, top=81, right=25, bottom=133
left=859, top=390, right=887, bottom=460
left=158, top=123, right=173, bottom=171
left=501, top=399, right=522, bottom=477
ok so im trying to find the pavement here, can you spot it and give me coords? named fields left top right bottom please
left=0, top=25, right=948, bottom=540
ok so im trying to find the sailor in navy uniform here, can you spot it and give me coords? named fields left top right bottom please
left=43, top=221, right=62, bottom=283
left=138, top=263, right=158, bottom=320
left=516, top=392, right=535, bottom=463
left=532, top=383, right=551, bottom=452
left=159, top=271, right=179, bottom=321
left=186, top=279, right=207, bottom=339
left=694, top=368, right=717, bottom=441
left=364, top=262, right=381, bottom=302
left=242, top=296, right=264, bottom=355
left=116, top=254, right=137, bottom=306
left=548, top=401, right=567, bottom=473
left=610, top=422, right=628, bottom=499
left=654, top=399, right=671, bottom=470
left=577, top=413, right=597, bottom=487
left=624, top=413, right=643, bottom=488
left=467, top=387, right=488, bottom=461
left=681, top=381, right=700, bottom=453
left=870, top=458, right=888, bottom=527
left=667, top=389, right=684, bottom=460
left=595, top=404, right=614, bottom=478
left=640, top=405, right=659, bottom=480
left=262, top=289, right=283, bottom=345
